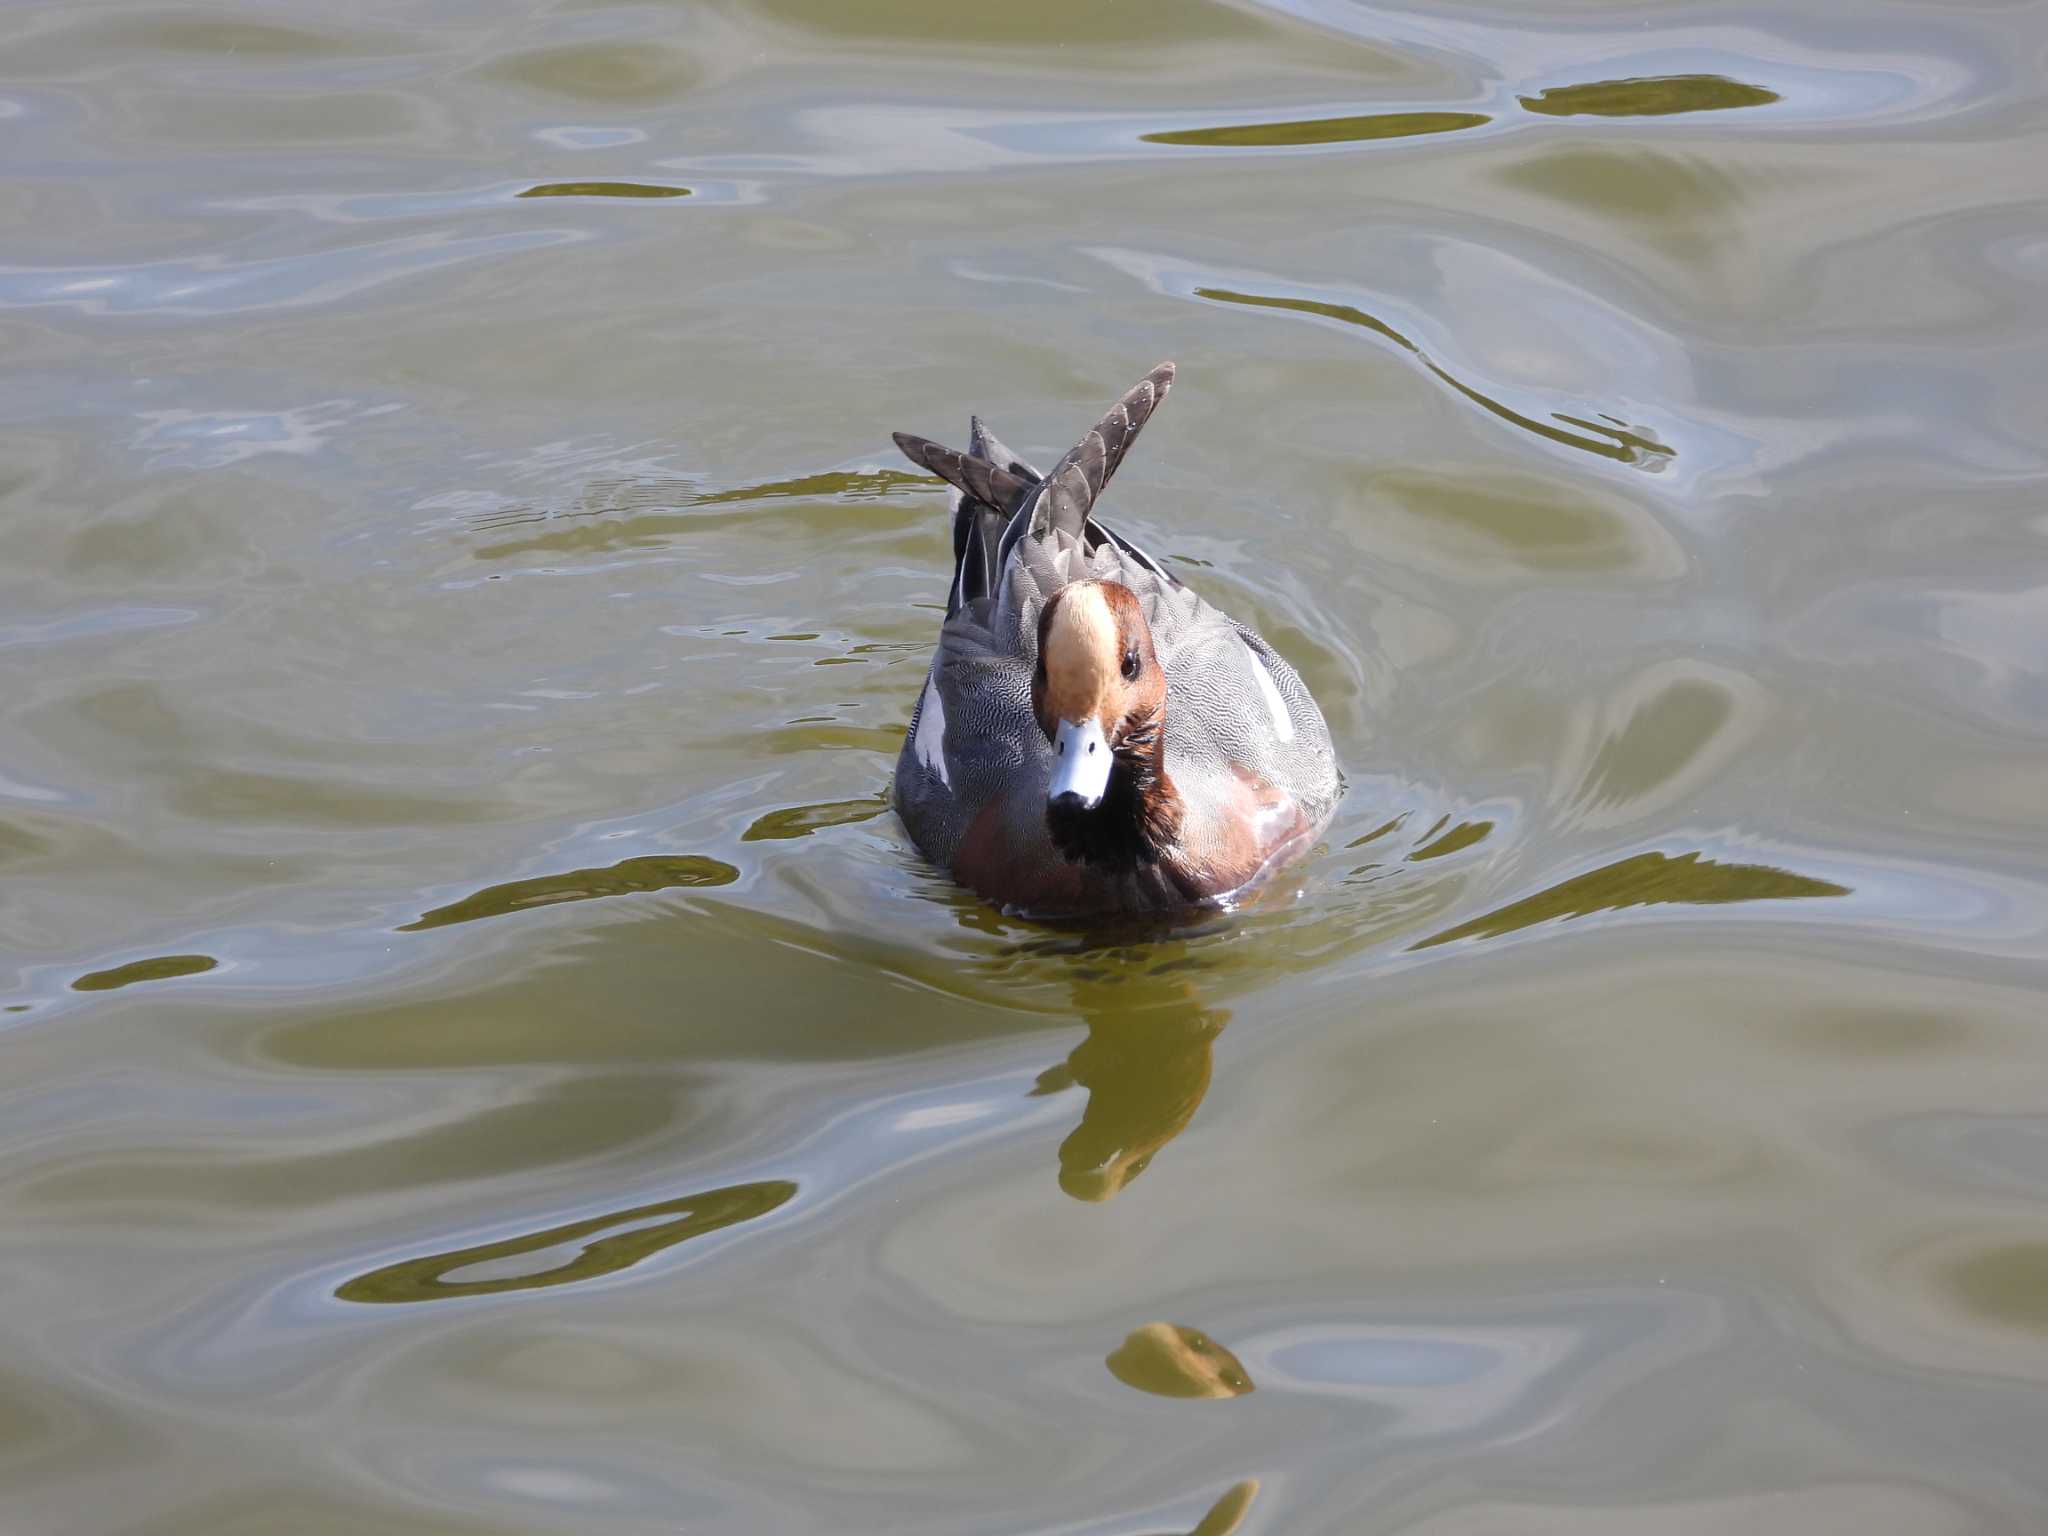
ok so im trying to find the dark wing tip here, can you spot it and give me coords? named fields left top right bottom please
left=892, top=431, right=1034, bottom=512
left=1132, top=362, right=1175, bottom=419
left=892, top=430, right=939, bottom=469
left=1128, top=361, right=1175, bottom=424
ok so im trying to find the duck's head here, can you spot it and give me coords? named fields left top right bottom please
left=1033, top=580, right=1177, bottom=864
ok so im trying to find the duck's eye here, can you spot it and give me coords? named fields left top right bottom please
left=1120, top=648, right=1141, bottom=681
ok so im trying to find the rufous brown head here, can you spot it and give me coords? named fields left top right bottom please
left=1031, top=580, right=1165, bottom=815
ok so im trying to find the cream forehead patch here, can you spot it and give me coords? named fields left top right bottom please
left=1043, top=585, right=1118, bottom=716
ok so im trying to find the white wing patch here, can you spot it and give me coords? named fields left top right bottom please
left=1245, top=638, right=1295, bottom=742
left=913, top=676, right=951, bottom=786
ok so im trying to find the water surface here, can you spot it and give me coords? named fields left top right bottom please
left=4, top=0, right=2048, bottom=1531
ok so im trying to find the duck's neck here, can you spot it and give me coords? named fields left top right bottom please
left=1047, top=713, right=1183, bottom=870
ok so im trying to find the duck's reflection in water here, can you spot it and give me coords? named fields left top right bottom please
left=1171, top=1479, right=1259, bottom=1536
left=1107, top=1321, right=1255, bottom=1400
left=1030, top=973, right=1227, bottom=1202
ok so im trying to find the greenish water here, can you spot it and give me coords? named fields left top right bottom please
left=3, top=0, right=2047, bottom=1531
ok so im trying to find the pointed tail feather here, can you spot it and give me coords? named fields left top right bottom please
left=969, top=416, right=1041, bottom=481
left=893, top=430, right=1041, bottom=618
left=958, top=418, right=1044, bottom=613
left=1000, top=361, right=1174, bottom=570
left=896, top=364, right=1177, bottom=616
left=1088, top=361, right=1174, bottom=495
left=892, top=432, right=1036, bottom=512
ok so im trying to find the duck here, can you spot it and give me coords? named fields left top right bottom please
left=890, top=362, right=1341, bottom=916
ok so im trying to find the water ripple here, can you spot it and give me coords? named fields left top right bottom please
left=1410, top=849, right=1849, bottom=951
left=71, top=953, right=218, bottom=992
left=336, top=1180, right=797, bottom=1304
left=1144, top=110, right=1489, bottom=148
left=1521, top=75, right=1781, bottom=118
left=0, top=229, right=585, bottom=317
left=1089, top=245, right=1683, bottom=477
left=210, top=178, right=755, bottom=223
left=397, top=855, right=741, bottom=932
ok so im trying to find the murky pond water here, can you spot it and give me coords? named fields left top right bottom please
left=5, top=0, right=2048, bottom=1530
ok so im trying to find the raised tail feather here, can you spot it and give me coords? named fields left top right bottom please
left=893, top=428, right=1039, bottom=616
left=890, top=432, right=1035, bottom=513
left=891, top=362, right=1177, bottom=616
left=969, top=416, right=1035, bottom=480
left=953, top=418, right=1043, bottom=615
left=997, top=361, right=1173, bottom=571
